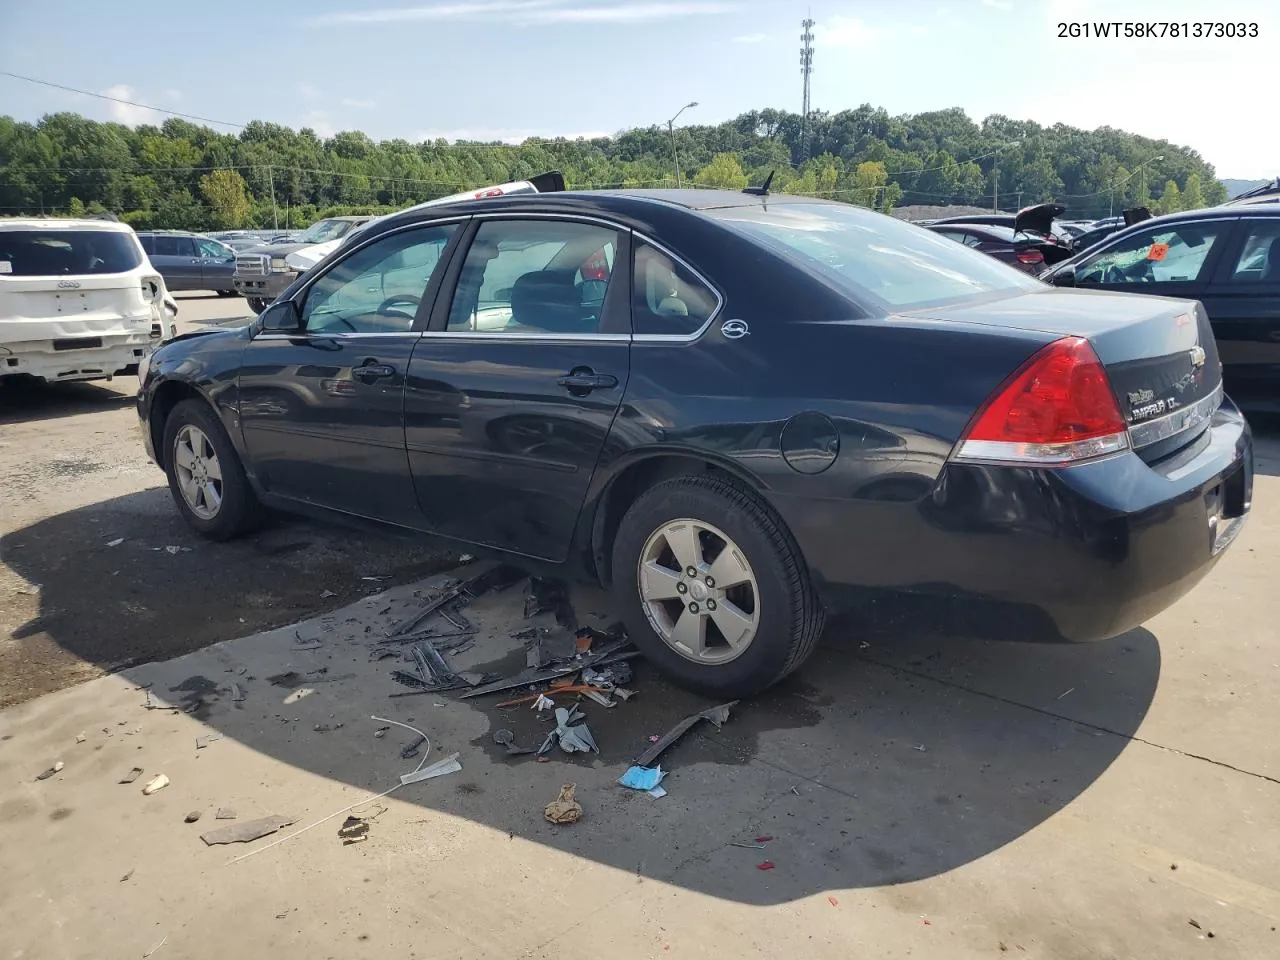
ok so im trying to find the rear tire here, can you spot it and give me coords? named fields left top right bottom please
left=162, top=399, right=263, bottom=541
left=247, top=297, right=268, bottom=314
left=611, top=474, right=825, bottom=698
left=217, top=290, right=237, bottom=297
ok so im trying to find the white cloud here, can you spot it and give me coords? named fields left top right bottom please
left=341, top=97, right=376, bottom=109
left=815, top=15, right=884, bottom=48
left=100, top=85, right=163, bottom=126
left=982, top=0, right=1012, bottom=10
left=297, top=83, right=322, bottom=99
left=165, top=89, right=183, bottom=102
left=316, top=0, right=733, bottom=26
left=732, top=32, right=768, bottom=43
left=304, top=111, right=336, bottom=138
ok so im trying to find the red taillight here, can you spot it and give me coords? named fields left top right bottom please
left=955, top=336, right=1130, bottom=464
left=1016, top=248, right=1044, bottom=264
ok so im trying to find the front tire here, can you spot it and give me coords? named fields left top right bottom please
left=247, top=297, right=268, bottom=315
left=162, top=399, right=262, bottom=541
left=611, top=474, right=824, bottom=698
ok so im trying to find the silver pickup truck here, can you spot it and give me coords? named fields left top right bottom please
left=232, top=215, right=374, bottom=314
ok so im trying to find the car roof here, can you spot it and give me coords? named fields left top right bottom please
left=0, top=217, right=133, bottom=233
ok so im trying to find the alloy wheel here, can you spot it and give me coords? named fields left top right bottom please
left=172, top=424, right=223, bottom=520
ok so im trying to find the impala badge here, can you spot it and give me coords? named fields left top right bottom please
left=1189, top=345, right=1206, bottom=368
left=720, top=319, right=749, bottom=340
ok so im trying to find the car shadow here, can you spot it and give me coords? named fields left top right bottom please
left=0, top=377, right=136, bottom=426
left=1, top=490, right=1162, bottom=904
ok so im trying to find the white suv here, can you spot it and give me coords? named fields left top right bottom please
left=0, top=217, right=177, bottom=384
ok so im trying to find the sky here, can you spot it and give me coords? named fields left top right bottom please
left=1, top=0, right=1277, bottom=178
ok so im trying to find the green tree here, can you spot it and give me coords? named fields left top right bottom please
left=850, top=161, right=889, bottom=208
left=199, top=170, right=252, bottom=228
left=693, top=153, right=749, bottom=190
left=1181, top=172, right=1205, bottom=211
left=67, top=196, right=86, bottom=217
left=1155, top=180, right=1181, bottom=214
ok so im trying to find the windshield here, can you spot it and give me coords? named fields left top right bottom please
left=297, top=219, right=356, bottom=244
left=711, top=202, right=1040, bottom=310
left=0, top=229, right=143, bottom=276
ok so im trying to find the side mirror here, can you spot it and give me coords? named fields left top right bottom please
left=259, top=300, right=302, bottom=332
left=1050, top=265, right=1077, bottom=288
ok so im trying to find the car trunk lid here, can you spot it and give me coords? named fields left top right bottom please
left=912, top=287, right=1223, bottom=454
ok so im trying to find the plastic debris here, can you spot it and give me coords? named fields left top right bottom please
left=143, top=935, right=167, bottom=957
left=119, top=766, right=143, bottom=784
left=201, top=815, right=298, bottom=846
left=539, top=706, right=598, bottom=755
left=215, top=808, right=237, bottom=820
left=120, top=868, right=134, bottom=882
left=195, top=733, right=222, bottom=749
left=755, top=835, right=774, bottom=843
left=338, top=816, right=370, bottom=844
left=75, top=732, right=86, bottom=744
left=828, top=896, right=839, bottom=907
left=320, top=590, right=337, bottom=598
left=582, top=661, right=633, bottom=690
left=106, top=538, right=125, bottom=547
left=648, top=785, right=668, bottom=799
left=618, top=765, right=666, bottom=792
left=142, top=774, right=170, bottom=795
left=493, top=729, right=534, bottom=756
left=399, top=735, right=427, bottom=759
left=533, top=694, right=555, bottom=712
left=757, top=860, right=775, bottom=871
left=460, top=637, right=637, bottom=700
left=231, top=682, right=246, bottom=702
left=283, top=687, right=314, bottom=705
left=544, top=783, right=583, bottom=824
left=184, top=811, right=202, bottom=823
left=582, top=690, right=616, bottom=708
left=374, top=726, right=390, bottom=739
left=164, top=545, right=190, bottom=555
left=614, top=688, right=637, bottom=702
left=399, top=752, right=461, bottom=786
left=35, top=760, right=64, bottom=781
left=634, top=701, right=737, bottom=768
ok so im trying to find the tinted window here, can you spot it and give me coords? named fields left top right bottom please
left=632, top=240, right=719, bottom=336
left=1226, top=219, right=1280, bottom=283
left=446, top=220, right=619, bottom=334
left=139, top=233, right=156, bottom=254
left=154, top=235, right=195, bottom=257
left=196, top=238, right=231, bottom=259
left=301, top=224, right=457, bottom=334
left=0, top=229, right=143, bottom=276
left=1076, top=221, right=1225, bottom=285
left=711, top=202, right=1039, bottom=310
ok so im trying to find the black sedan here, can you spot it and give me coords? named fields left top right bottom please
left=136, top=189, right=1253, bottom=697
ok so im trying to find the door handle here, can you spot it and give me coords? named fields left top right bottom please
left=352, top=361, right=396, bottom=383
left=557, top=371, right=618, bottom=392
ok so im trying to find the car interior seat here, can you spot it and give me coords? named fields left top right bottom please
left=1261, top=237, right=1280, bottom=282
left=510, top=270, right=586, bottom=332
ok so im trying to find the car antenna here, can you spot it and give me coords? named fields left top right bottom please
left=742, top=171, right=774, bottom=197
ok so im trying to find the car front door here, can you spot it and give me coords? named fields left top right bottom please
left=1199, top=215, right=1280, bottom=408
left=152, top=235, right=201, bottom=290
left=1069, top=217, right=1237, bottom=302
left=196, top=238, right=235, bottom=290
left=237, top=221, right=463, bottom=526
left=403, top=217, right=631, bottom=561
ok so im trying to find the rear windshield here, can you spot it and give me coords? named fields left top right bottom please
left=0, top=230, right=143, bottom=277
left=709, top=202, right=1039, bottom=310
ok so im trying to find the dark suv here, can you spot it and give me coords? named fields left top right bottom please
left=1042, top=204, right=1280, bottom=411
left=137, top=231, right=236, bottom=295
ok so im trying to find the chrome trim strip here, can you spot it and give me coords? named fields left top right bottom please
left=954, top=432, right=1131, bottom=466
left=470, top=211, right=627, bottom=230
left=629, top=231, right=724, bottom=344
left=419, top=331, right=631, bottom=343
left=254, top=332, right=422, bottom=340
left=1128, top=382, right=1224, bottom=449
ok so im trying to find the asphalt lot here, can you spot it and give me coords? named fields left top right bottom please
left=1, top=291, right=1278, bottom=958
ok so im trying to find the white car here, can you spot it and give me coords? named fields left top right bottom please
left=0, top=218, right=176, bottom=384
left=285, top=172, right=567, bottom=274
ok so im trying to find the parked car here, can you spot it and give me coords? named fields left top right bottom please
left=925, top=204, right=1075, bottom=245
left=221, top=237, right=269, bottom=253
left=137, top=231, right=237, bottom=296
left=1, top=217, right=176, bottom=384
left=1069, top=222, right=1124, bottom=253
left=1223, top=178, right=1280, bottom=206
left=232, top=216, right=375, bottom=314
left=925, top=222, right=1068, bottom=273
left=1042, top=204, right=1280, bottom=411
left=137, top=188, right=1252, bottom=697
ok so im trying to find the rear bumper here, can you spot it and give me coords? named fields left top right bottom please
left=771, top=400, right=1253, bottom=643
left=0, top=333, right=156, bottom=383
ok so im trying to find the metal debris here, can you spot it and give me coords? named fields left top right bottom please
left=634, top=701, right=738, bottom=768
left=35, top=761, right=64, bottom=781
left=539, top=706, right=598, bottom=755
left=458, top=637, right=636, bottom=700
left=582, top=661, right=633, bottom=690
left=230, top=682, right=246, bottom=702
left=120, top=766, right=143, bottom=784
left=195, top=734, right=222, bottom=750
left=493, top=729, right=534, bottom=756
left=320, top=590, right=337, bottom=599
left=543, top=783, right=582, bottom=824
left=142, top=774, right=170, bottom=795
left=215, top=808, right=237, bottom=820
left=201, top=815, right=298, bottom=846
left=399, top=752, right=461, bottom=785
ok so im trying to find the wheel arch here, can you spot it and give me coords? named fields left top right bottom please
left=148, top=378, right=213, bottom=470
left=583, top=448, right=772, bottom=588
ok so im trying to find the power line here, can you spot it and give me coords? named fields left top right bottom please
left=1, top=71, right=246, bottom=129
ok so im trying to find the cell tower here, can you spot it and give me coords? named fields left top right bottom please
left=800, top=16, right=815, bottom=160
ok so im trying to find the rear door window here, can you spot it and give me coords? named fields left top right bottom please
left=0, top=230, right=143, bottom=276
left=154, top=235, right=196, bottom=258
left=1223, top=219, right=1280, bottom=283
left=632, top=240, right=720, bottom=337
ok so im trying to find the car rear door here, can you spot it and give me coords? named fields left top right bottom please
left=196, top=238, right=235, bottom=290
left=403, top=216, right=631, bottom=562
left=151, top=235, right=201, bottom=290
left=1071, top=216, right=1237, bottom=302
left=1198, top=215, right=1280, bottom=408
left=238, top=221, right=463, bottom=526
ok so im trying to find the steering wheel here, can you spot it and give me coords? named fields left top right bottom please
left=377, top=294, right=421, bottom=318
left=1102, top=264, right=1127, bottom=284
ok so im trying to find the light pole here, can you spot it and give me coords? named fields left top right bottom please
left=1110, top=155, right=1163, bottom=216
left=667, top=101, right=698, bottom=188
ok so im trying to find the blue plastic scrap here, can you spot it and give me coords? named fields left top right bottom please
left=618, top=765, right=666, bottom=791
